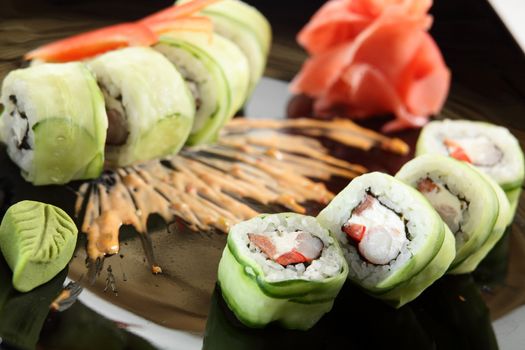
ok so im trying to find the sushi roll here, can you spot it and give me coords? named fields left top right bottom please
left=416, top=119, right=524, bottom=216
left=87, top=46, right=195, bottom=167
left=155, top=30, right=250, bottom=145
left=396, top=155, right=511, bottom=273
left=178, top=0, right=271, bottom=96
left=0, top=62, right=107, bottom=185
left=317, top=172, right=455, bottom=308
left=217, top=213, right=348, bottom=330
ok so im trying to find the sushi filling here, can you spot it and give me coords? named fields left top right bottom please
left=417, top=177, right=468, bottom=235
left=248, top=230, right=323, bottom=267
left=342, top=194, right=408, bottom=265
left=184, top=78, right=202, bottom=111
left=99, top=84, right=129, bottom=146
left=444, top=137, right=503, bottom=167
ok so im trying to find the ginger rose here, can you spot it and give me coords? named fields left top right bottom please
left=291, top=0, right=451, bottom=132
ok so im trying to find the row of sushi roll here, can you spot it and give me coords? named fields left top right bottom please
left=0, top=0, right=271, bottom=185
left=217, top=119, right=524, bottom=330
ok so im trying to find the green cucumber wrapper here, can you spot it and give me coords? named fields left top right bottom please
left=317, top=172, right=447, bottom=293
left=159, top=30, right=249, bottom=122
left=0, top=62, right=107, bottom=185
left=156, top=34, right=232, bottom=145
left=370, top=223, right=455, bottom=308
left=450, top=167, right=512, bottom=274
left=218, top=247, right=336, bottom=330
left=205, top=274, right=496, bottom=350
left=177, top=0, right=271, bottom=53
left=395, top=155, right=499, bottom=269
left=177, top=0, right=270, bottom=96
left=87, top=47, right=194, bottom=167
left=415, top=119, right=525, bottom=191
left=226, top=231, right=348, bottom=302
left=506, top=186, right=522, bottom=220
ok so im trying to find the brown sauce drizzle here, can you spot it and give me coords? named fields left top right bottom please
left=76, top=118, right=409, bottom=275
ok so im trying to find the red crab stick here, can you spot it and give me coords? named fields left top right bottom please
left=24, top=22, right=157, bottom=62
left=248, top=232, right=322, bottom=266
left=140, top=0, right=220, bottom=25
left=275, top=250, right=310, bottom=266
left=444, top=139, right=472, bottom=163
left=342, top=223, right=366, bottom=242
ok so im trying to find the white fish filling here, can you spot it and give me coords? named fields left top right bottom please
left=447, top=136, right=503, bottom=167
left=418, top=180, right=464, bottom=233
left=346, top=197, right=407, bottom=265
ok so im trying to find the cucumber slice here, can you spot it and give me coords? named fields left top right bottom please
left=505, top=186, right=521, bottom=220
left=317, top=172, right=449, bottom=295
left=155, top=35, right=231, bottom=145
left=31, top=118, right=104, bottom=184
left=218, top=247, right=335, bottom=330
left=449, top=168, right=512, bottom=274
left=396, top=155, right=500, bottom=271
left=0, top=62, right=107, bottom=185
left=372, top=223, right=455, bottom=307
left=131, top=113, right=192, bottom=161
left=157, top=31, right=249, bottom=144
left=178, top=0, right=271, bottom=96
left=87, top=47, right=195, bottom=167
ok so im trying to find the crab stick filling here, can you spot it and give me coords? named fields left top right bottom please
left=444, top=136, right=503, bottom=167
left=417, top=178, right=466, bottom=233
left=342, top=194, right=406, bottom=265
left=248, top=231, right=323, bottom=266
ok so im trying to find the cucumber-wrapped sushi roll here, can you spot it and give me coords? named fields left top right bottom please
left=416, top=119, right=524, bottom=217
left=317, top=172, right=455, bottom=308
left=178, top=0, right=271, bottom=96
left=155, top=30, right=249, bottom=145
left=87, top=47, right=195, bottom=167
left=396, top=155, right=511, bottom=273
left=218, top=213, right=348, bottom=330
left=0, top=63, right=107, bottom=185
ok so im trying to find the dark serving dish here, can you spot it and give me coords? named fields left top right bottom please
left=0, top=0, right=524, bottom=349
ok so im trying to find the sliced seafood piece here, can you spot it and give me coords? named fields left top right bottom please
left=342, top=194, right=406, bottom=265
left=248, top=230, right=323, bottom=266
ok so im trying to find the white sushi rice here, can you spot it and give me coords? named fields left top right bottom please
left=229, top=213, right=345, bottom=282
left=154, top=43, right=218, bottom=133
left=0, top=66, right=56, bottom=174
left=317, top=172, right=440, bottom=289
left=417, top=119, right=524, bottom=189
left=418, top=178, right=467, bottom=236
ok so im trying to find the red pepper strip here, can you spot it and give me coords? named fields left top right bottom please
left=24, top=22, right=157, bottom=62
left=444, top=139, right=472, bottom=163
left=275, top=250, right=309, bottom=266
left=140, top=0, right=220, bottom=26
left=342, top=223, right=366, bottom=243
left=146, top=16, right=213, bottom=36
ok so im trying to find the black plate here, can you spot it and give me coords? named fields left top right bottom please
left=0, top=0, right=525, bottom=349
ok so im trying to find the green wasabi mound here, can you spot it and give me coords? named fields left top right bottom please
left=0, top=201, right=77, bottom=292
